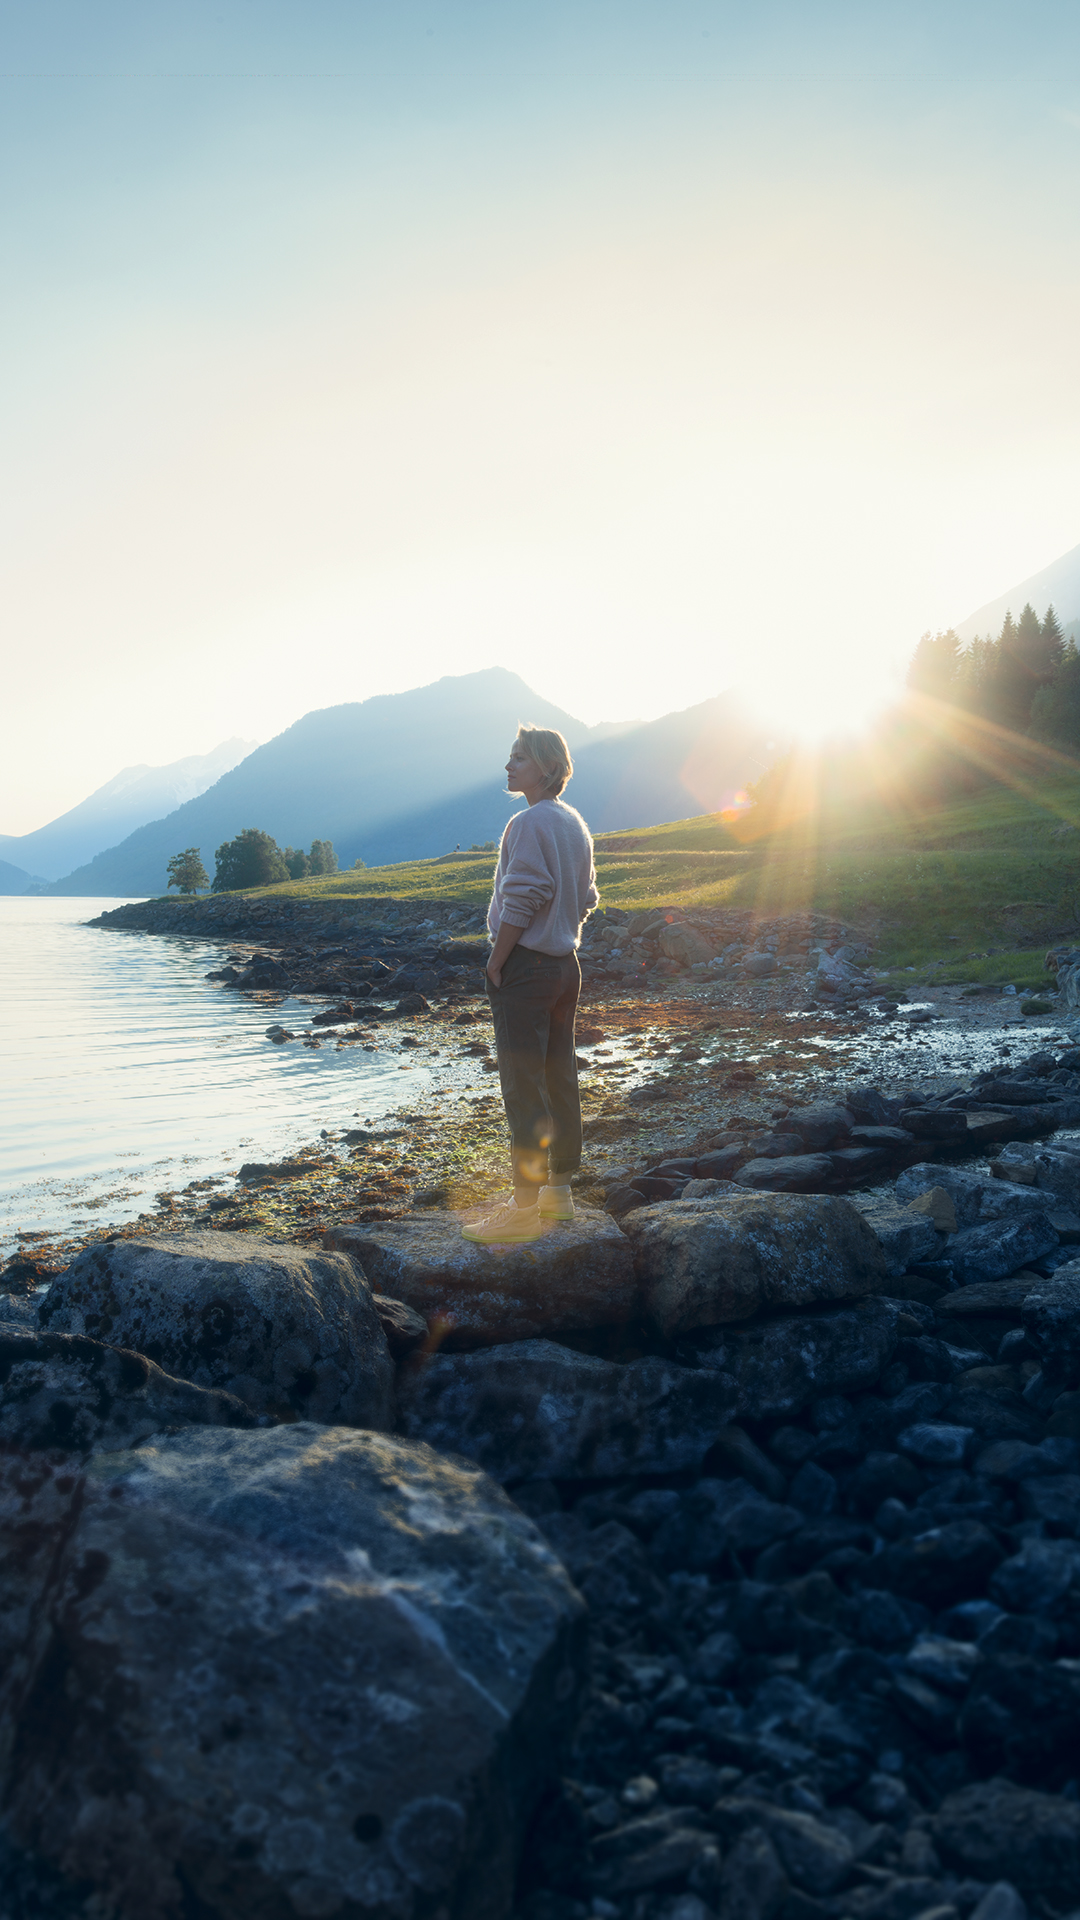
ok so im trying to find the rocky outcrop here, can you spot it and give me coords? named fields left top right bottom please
left=0, top=1425, right=587, bottom=1920
left=39, top=1232, right=395, bottom=1428
left=326, top=1210, right=636, bottom=1349
left=622, top=1192, right=887, bottom=1338
left=0, top=1329, right=258, bottom=1452
left=399, top=1339, right=738, bottom=1481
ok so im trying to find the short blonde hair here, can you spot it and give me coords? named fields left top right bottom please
left=517, top=724, right=573, bottom=796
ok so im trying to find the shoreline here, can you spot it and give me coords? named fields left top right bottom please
left=5, top=898, right=1070, bottom=1288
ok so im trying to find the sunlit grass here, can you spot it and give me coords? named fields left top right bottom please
left=172, top=770, right=1080, bottom=977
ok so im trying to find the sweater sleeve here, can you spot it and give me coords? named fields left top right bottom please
left=497, top=817, right=558, bottom=928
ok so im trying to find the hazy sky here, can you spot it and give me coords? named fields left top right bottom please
left=4, top=1, right=1080, bottom=833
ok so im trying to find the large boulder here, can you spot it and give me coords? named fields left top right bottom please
left=621, top=1193, right=887, bottom=1339
left=895, top=1163, right=1052, bottom=1231
left=1022, top=1263, right=1080, bottom=1376
left=0, top=1425, right=586, bottom=1920
left=39, top=1233, right=394, bottom=1428
left=934, top=1779, right=1080, bottom=1899
left=0, top=1329, right=258, bottom=1453
left=947, top=1214, right=1059, bottom=1284
left=688, top=1297, right=899, bottom=1420
left=325, top=1210, right=636, bottom=1349
left=399, top=1338, right=737, bottom=1481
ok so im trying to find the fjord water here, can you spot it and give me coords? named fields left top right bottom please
left=0, top=899, right=429, bottom=1256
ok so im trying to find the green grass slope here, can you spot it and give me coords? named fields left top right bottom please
left=171, top=774, right=1080, bottom=988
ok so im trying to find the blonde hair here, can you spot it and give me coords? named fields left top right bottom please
left=517, top=724, right=573, bottom=796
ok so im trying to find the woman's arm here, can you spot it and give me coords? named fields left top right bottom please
left=487, top=920, right=524, bottom=988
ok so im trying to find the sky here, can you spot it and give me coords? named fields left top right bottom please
left=4, top=1, right=1080, bottom=834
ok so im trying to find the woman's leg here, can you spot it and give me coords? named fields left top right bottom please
left=486, top=947, right=565, bottom=1203
left=544, top=952, right=582, bottom=1182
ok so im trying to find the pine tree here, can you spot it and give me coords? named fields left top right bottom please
left=1043, top=603, right=1065, bottom=668
left=906, top=630, right=960, bottom=699
left=282, top=847, right=310, bottom=879
left=953, top=635, right=998, bottom=716
left=989, top=608, right=1037, bottom=731
left=1030, top=639, right=1080, bottom=750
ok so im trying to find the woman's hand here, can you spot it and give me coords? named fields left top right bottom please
left=486, top=922, right=524, bottom=990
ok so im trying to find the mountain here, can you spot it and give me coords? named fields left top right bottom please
left=955, top=540, right=1080, bottom=643
left=351, top=691, right=778, bottom=864
left=0, top=858, right=34, bottom=896
left=42, top=670, right=775, bottom=895
left=0, top=738, right=256, bottom=882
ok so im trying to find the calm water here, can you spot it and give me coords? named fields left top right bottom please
left=0, top=899, right=434, bottom=1256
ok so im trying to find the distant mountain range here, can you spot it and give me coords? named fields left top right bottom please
left=0, top=738, right=255, bottom=890
left=34, top=669, right=777, bottom=896
left=956, top=540, right=1080, bottom=644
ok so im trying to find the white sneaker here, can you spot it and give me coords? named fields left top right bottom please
left=539, top=1184, right=575, bottom=1220
left=462, top=1200, right=544, bottom=1244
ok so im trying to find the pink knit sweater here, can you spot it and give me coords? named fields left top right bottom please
left=487, top=798, right=599, bottom=956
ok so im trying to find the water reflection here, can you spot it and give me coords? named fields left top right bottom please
left=0, top=900, right=430, bottom=1253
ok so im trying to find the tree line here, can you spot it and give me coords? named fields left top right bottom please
left=907, top=602, right=1080, bottom=746
left=167, top=831, right=351, bottom=895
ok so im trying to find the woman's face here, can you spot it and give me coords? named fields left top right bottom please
left=505, top=741, right=544, bottom=796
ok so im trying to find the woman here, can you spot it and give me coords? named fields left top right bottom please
left=462, top=724, right=598, bottom=1244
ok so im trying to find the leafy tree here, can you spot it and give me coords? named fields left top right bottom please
left=308, top=839, right=338, bottom=875
left=282, top=847, right=310, bottom=880
left=166, top=848, right=209, bottom=895
left=352, top=855, right=366, bottom=870
left=212, top=829, right=289, bottom=892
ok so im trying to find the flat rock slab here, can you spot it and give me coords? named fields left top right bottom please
left=39, top=1232, right=394, bottom=1428
left=326, top=1209, right=636, bottom=1349
left=0, top=1329, right=258, bottom=1453
left=621, top=1192, right=888, bottom=1339
left=399, top=1338, right=737, bottom=1480
left=936, top=1276, right=1040, bottom=1319
left=852, top=1200, right=941, bottom=1278
left=0, top=1425, right=586, bottom=1920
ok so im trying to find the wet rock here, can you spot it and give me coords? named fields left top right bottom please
left=988, top=1536, right=1080, bottom=1611
left=853, top=1200, right=942, bottom=1278
left=326, top=1210, right=636, bottom=1349
left=784, top=1104, right=854, bottom=1150
left=648, top=1477, right=802, bottom=1568
left=877, top=1520, right=1006, bottom=1608
left=0, top=1425, right=586, bottom=1920
left=39, top=1232, right=394, bottom=1428
left=398, top=1339, right=737, bottom=1481
left=959, top=1651, right=1080, bottom=1782
left=590, top=1810, right=715, bottom=1894
left=735, top=1153, right=837, bottom=1192
left=690, top=1299, right=899, bottom=1421
left=895, top=1165, right=1051, bottom=1232
left=947, top=1216, right=1060, bottom=1285
left=934, top=1779, right=1080, bottom=1899
left=623, top=1193, right=888, bottom=1339
left=755, top=1805, right=855, bottom=1893
left=1021, top=1264, right=1080, bottom=1377
left=0, top=1329, right=258, bottom=1453
left=716, top=1824, right=787, bottom=1920
left=371, top=1293, right=428, bottom=1359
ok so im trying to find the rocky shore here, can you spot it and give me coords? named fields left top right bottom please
left=3, top=899, right=1078, bottom=1917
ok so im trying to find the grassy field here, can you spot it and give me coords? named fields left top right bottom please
left=183, top=772, right=1080, bottom=983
